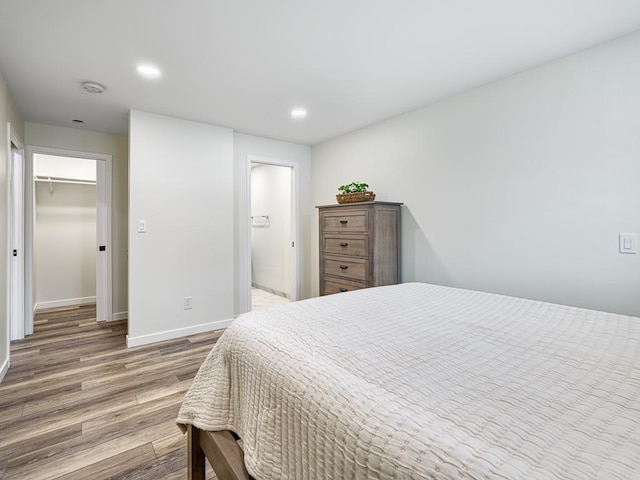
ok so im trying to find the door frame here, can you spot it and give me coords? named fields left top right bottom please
left=24, top=146, right=113, bottom=333
left=6, top=123, right=24, bottom=342
left=245, top=155, right=299, bottom=312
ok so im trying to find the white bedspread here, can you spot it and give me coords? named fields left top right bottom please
left=177, top=283, right=640, bottom=479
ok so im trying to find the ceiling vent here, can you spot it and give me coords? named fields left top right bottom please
left=82, top=81, right=105, bottom=94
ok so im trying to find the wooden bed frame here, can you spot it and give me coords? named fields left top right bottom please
left=188, top=425, right=255, bottom=480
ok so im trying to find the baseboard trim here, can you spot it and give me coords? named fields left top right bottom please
left=0, top=356, right=9, bottom=385
left=126, top=318, right=233, bottom=348
left=112, top=311, right=128, bottom=321
left=36, top=296, right=97, bottom=310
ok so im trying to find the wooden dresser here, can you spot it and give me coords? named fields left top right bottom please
left=317, top=201, right=402, bottom=296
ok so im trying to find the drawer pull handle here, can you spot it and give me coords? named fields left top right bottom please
left=339, top=242, right=349, bottom=247
left=339, top=265, right=349, bottom=270
left=339, top=220, right=348, bottom=225
left=339, top=288, right=348, bottom=292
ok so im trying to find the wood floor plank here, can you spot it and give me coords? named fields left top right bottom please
left=0, top=424, right=83, bottom=463
left=152, top=426, right=189, bottom=457
left=136, top=378, right=193, bottom=404
left=5, top=422, right=178, bottom=479
left=54, top=443, right=156, bottom=480
left=84, top=350, right=208, bottom=389
left=0, top=382, right=82, bottom=411
left=10, top=322, right=103, bottom=351
left=125, top=343, right=212, bottom=370
left=157, top=463, right=218, bottom=480
left=80, top=373, right=183, bottom=403
left=0, top=303, right=222, bottom=479
left=19, top=385, right=137, bottom=418
left=80, top=347, right=161, bottom=365
left=0, top=403, right=24, bottom=425
left=1, top=361, right=127, bottom=396
left=7, top=401, right=182, bottom=473
left=0, top=395, right=139, bottom=449
left=82, top=390, right=185, bottom=434
left=105, top=447, right=186, bottom=480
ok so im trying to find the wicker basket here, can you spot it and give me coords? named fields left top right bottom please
left=336, top=191, right=376, bottom=204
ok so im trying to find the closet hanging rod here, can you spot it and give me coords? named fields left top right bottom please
left=34, top=176, right=96, bottom=186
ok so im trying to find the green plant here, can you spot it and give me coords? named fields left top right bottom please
left=338, top=182, right=370, bottom=194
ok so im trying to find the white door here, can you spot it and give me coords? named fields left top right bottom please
left=96, top=160, right=108, bottom=321
left=9, top=146, right=24, bottom=340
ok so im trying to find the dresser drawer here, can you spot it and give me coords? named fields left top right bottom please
left=323, top=256, right=368, bottom=282
left=322, top=277, right=368, bottom=295
left=323, top=235, right=368, bottom=257
left=321, top=210, right=369, bottom=233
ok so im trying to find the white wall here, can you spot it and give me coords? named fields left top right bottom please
left=34, top=182, right=96, bottom=306
left=233, top=133, right=312, bottom=315
left=311, top=31, right=640, bottom=317
left=1, top=70, right=24, bottom=382
left=25, top=123, right=128, bottom=317
left=128, top=110, right=234, bottom=345
left=251, top=164, right=292, bottom=296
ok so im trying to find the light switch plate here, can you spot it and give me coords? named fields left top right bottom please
left=137, top=219, right=146, bottom=233
left=184, top=296, right=193, bottom=310
left=619, top=233, right=637, bottom=254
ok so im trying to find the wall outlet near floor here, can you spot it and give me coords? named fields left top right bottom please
left=184, top=296, right=193, bottom=310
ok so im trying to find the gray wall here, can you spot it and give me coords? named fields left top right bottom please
left=311, top=31, right=640, bottom=316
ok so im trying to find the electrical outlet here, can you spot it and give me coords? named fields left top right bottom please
left=184, top=296, right=193, bottom=310
left=619, top=233, right=638, bottom=254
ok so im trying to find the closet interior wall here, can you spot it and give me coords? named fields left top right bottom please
left=33, top=155, right=97, bottom=309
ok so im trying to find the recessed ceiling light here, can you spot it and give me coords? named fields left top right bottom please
left=137, top=64, right=161, bottom=78
left=291, top=108, right=307, bottom=119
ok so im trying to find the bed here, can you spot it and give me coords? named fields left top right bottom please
left=177, top=282, right=640, bottom=479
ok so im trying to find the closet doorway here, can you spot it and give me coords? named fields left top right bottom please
left=23, top=146, right=112, bottom=335
left=248, top=157, right=298, bottom=310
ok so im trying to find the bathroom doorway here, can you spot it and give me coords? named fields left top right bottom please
left=249, top=159, right=297, bottom=310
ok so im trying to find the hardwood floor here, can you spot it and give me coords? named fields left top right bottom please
left=0, top=304, right=221, bottom=479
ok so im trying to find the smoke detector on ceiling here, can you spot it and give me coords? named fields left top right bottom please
left=82, top=81, right=105, bottom=94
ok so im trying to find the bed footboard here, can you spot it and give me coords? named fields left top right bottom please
left=187, top=425, right=254, bottom=480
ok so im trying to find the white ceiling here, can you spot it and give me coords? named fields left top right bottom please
left=1, top=1, right=640, bottom=145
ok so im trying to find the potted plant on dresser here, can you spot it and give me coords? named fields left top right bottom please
left=336, top=182, right=376, bottom=204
